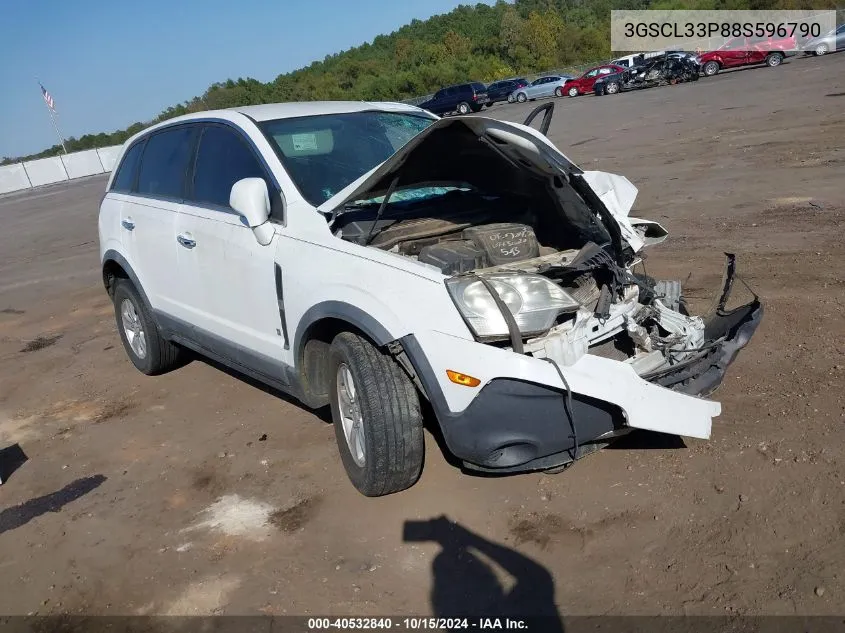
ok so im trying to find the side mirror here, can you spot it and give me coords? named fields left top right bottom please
left=230, top=177, right=274, bottom=245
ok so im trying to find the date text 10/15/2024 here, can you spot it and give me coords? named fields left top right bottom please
left=307, top=618, right=530, bottom=630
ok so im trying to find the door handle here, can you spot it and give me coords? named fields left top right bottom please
left=176, top=234, right=196, bottom=249
left=121, top=219, right=135, bottom=231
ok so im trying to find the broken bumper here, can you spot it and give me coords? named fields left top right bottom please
left=400, top=256, right=762, bottom=474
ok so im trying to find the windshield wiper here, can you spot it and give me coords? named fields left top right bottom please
left=363, top=175, right=400, bottom=246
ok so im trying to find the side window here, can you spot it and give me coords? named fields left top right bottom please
left=110, top=141, right=144, bottom=193
left=586, top=69, right=599, bottom=78
left=191, top=125, right=267, bottom=209
left=136, top=126, right=194, bottom=199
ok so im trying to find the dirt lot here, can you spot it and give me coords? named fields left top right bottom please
left=1, top=54, right=843, bottom=619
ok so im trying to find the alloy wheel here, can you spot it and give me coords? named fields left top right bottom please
left=336, top=363, right=366, bottom=467
left=120, top=298, right=147, bottom=360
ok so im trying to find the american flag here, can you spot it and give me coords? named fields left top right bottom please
left=40, top=83, right=55, bottom=112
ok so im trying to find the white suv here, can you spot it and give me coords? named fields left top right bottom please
left=98, top=101, right=762, bottom=496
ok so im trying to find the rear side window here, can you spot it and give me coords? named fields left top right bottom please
left=110, top=141, right=144, bottom=193
left=191, top=125, right=267, bottom=209
left=136, top=126, right=194, bottom=199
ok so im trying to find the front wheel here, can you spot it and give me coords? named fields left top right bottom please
left=567, top=86, right=579, bottom=97
left=814, top=43, right=829, bottom=56
left=516, top=92, right=527, bottom=103
left=329, top=332, right=424, bottom=497
left=703, top=61, right=720, bottom=76
left=766, top=52, right=784, bottom=67
left=457, top=102, right=470, bottom=115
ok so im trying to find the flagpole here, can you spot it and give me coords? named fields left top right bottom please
left=37, top=79, right=67, bottom=154
left=46, top=102, right=68, bottom=155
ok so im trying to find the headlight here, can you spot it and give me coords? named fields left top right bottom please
left=446, top=273, right=581, bottom=339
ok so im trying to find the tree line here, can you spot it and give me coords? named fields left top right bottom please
left=4, top=0, right=839, bottom=165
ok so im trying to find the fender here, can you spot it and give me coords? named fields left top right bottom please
left=101, top=249, right=154, bottom=312
left=293, top=300, right=395, bottom=363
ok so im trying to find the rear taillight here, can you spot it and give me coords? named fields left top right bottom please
left=472, top=94, right=477, bottom=100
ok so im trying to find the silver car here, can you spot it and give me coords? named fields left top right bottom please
left=508, top=75, right=574, bottom=103
left=803, top=23, right=845, bottom=56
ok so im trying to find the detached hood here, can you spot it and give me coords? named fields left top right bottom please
left=319, top=115, right=666, bottom=254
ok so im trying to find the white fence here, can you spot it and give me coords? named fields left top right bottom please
left=0, top=145, right=122, bottom=195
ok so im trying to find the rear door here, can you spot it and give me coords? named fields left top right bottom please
left=175, top=122, right=290, bottom=372
left=124, top=124, right=197, bottom=318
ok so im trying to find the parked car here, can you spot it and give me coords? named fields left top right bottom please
left=594, top=54, right=700, bottom=95
left=563, top=65, right=626, bottom=96
left=99, top=100, right=761, bottom=497
left=508, top=75, right=573, bottom=102
left=418, top=82, right=489, bottom=115
left=485, top=78, right=529, bottom=106
left=802, top=23, right=845, bottom=56
left=697, top=34, right=796, bottom=76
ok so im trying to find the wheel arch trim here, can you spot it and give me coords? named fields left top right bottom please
left=102, top=249, right=153, bottom=311
left=293, top=301, right=395, bottom=367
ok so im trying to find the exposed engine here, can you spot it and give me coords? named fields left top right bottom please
left=417, top=223, right=541, bottom=274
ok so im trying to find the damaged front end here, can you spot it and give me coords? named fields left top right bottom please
left=323, top=111, right=762, bottom=472
left=522, top=250, right=762, bottom=399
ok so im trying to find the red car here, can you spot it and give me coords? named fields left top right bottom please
left=564, top=64, right=626, bottom=97
left=698, top=34, right=796, bottom=76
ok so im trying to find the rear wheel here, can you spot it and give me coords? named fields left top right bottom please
left=703, top=60, right=720, bottom=76
left=112, top=279, right=184, bottom=375
left=457, top=102, right=470, bottom=115
left=814, top=43, right=829, bottom=56
left=766, top=52, right=784, bottom=67
left=329, top=332, right=424, bottom=497
left=606, top=81, right=620, bottom=94
left=567, top=86, right=579, bottom=97
left=516, top=92, right=527, bottom=103
left=554, top=86, right=563, bottom=97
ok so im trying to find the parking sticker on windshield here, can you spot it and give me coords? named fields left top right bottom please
left=292, top=133, right=318, bottom=151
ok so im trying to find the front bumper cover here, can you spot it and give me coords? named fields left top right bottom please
left=401, top=254, right=762, bottom=474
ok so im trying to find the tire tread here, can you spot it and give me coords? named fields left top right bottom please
left=330, top=332, right=424, bottom=496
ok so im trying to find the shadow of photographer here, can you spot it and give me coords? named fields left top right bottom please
left=404, top=515, right=564, bottom=632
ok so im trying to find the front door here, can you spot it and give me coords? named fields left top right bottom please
left=175, top=123, right=292, bottom=379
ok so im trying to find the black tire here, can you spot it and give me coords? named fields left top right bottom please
left=554, top=86, right=563, bottom=97
left=567, top=86, right=579, bottom=97
left=328, top=332, right=424, bottom=497
left=457, top=102, right=470, bottom=115
left=112, top=278, right=184, bottom=375
left=766, top=52, right=784, bottom=67
left=606, top=81, right=620, bottom=95
left=814, top=43, right=829, bottom=56
left=516, top=92, right=527, bottom=103
left=703, top=60, right=720, bottom=76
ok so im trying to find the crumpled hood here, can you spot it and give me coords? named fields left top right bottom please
left=319, top=115, right=667, bottom=254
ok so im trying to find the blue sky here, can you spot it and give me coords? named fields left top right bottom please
left=1, top=0, right=494, bottom=159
